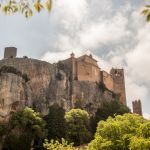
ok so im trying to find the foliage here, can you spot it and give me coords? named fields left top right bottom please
left=3, top=132, right=32, bottom=150
left=22, top=73, right=30, bottom=82
left=90, top=99, right=130, bottom=134
left=129, top=136, right=150, bottom=150
left=142, top=5, right=150, bottom=22
left=0, top=65, right=21, bottom=76
left=0, top=66, right=30, bottom=82
left=89, top=113, right=150, bottom=150
left=10, top=107, right=47, bottom=138
left=65, top=109, right=91, bottom=146
left=2, top=107, right=47, bottom=150
left=0, top=0, right=52, bottom=18
left=43, top=138, right=78, bottom=150
left=98, top=82, right=106, bottom=93
left=56, top=72, right=64, bottom=80
left=44, top=104, right=66, bottom=140
left=0, top=122, right=6, bottom=136
left=57, top=61, right=65, bottom=71
left=98, top=82, right=119, bottom=99
left=74, top=99, right=84, bottom=109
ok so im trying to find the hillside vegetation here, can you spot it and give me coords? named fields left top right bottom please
left=0, top=99, right=149, bottom=150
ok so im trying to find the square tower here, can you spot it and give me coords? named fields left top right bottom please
left=4, top=47, right=17, bottom=59
left=132, top=100, right=142, bottom=116
left=110, top=68, right=127, bottom=106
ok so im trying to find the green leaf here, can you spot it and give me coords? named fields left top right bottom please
left=34, top=0, right=43, bottom=12
left=142, top=9, right=149, bottom=15
left=45, top=0, right=52, bottom=12
left=145, top=5, right=150, bottom=8
left=147, top=13, right=150, bottom=22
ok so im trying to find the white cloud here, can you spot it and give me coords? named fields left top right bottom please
left=79, top=13, right=130, bottom=49
left=143, top=113, right=150, bottom=120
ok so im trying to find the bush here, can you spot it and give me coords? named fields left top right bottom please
left=3, top=132, right=32, bottom=150
left=0, top=66, right=30, bottom=82
left=65, top=109, right=91, bottom=146
left=90, top=99, right=130, bottom=134
left=22, top=73, right=30, bottom=82
left=43, top=138, right=77, bottom=150
left=0, top=122, right=6, bottom=136
left=44, top=104, right=66, bottom=140
left=56, top=72, right=64, bottom=80
left=2, top=107, right=47, bottom=150
left=89, top=114, right=150, bottom=150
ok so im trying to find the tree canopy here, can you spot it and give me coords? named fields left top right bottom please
left=43, top=138, right=77, bottom=150
left=44, top=103, right=66, bottom=140
left=2, top=107, right=47, bottom=150
left=90, top=99, right=130, bottom=134
left=65, top=109, right=91, bottom=146
left=0, top=0, right=52, bottom=17
left=88, top=113, right=150, bottom=150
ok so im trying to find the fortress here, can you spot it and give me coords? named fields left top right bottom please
left=61, top=52, right=126, bottom=106
left=0, top=47, right=142, bottom=120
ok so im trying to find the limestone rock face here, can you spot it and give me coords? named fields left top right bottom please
left=0, top=73, right=32, bottom=121
left=0, top=58, right=113, bottom=120
left=0, top=58, right=55, bottom=120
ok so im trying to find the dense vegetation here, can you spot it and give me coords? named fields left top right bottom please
left=90, top=99, right=130, bottom=134
left=89, top=114, right=150, bottom=150
left=1, top=107, right=47, bottom=150
left=44, top=104, right=66, bottom=140
left=65, top=109, right=91, bottom=146
left=0, top=66, right=30, bottom=82
left=0, top=99, right=149, bottom=150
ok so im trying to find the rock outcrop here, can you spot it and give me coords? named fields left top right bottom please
left=0, top=58, right=114, bottom=121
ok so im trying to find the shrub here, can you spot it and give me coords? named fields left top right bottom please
left=43, top=138, right=77, bottom=150
left=0, top=66, right=30, bottom=82
left=90, top=99, right=130, bottom=134
left=65, top=109, right=91, bottom=146
left=3, top=107, right=47, bottom=150
left=44, top=104, right=66, bottom=140
left=89, top=114, right=150, bottom=150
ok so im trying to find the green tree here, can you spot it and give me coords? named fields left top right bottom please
left=43, top=138, right=78, bottom=150
left=90, top=99, right=130, bottom=134
left=129, top=136, right=150, bottom=150
left=89, top=113, right=150, bottom=150
left=3, top=107, right=47, bottom=150
left=44, top=104, right=66, bottom=140
left=65, top=109, right=91, bottom=146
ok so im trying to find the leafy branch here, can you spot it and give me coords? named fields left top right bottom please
left=0, top=0, right=52, bottom=18
left=142, top=5, right=150, bottom=22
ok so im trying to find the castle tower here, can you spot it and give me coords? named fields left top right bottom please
left=110, top=68, right=127, bottom=105
left=4, top=47, right=17, bottom=59
left=132, top=100, right=142, bottom=116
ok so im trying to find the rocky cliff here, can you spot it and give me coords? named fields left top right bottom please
left=0, top=58, right=113, bottom=121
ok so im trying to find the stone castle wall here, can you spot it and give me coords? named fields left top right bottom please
left=0, top=49, right=128, bottom=120
left=101, top=71, right=114, bottom=91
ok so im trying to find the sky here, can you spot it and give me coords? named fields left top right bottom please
left=0, top=0, right=150, bottom=119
